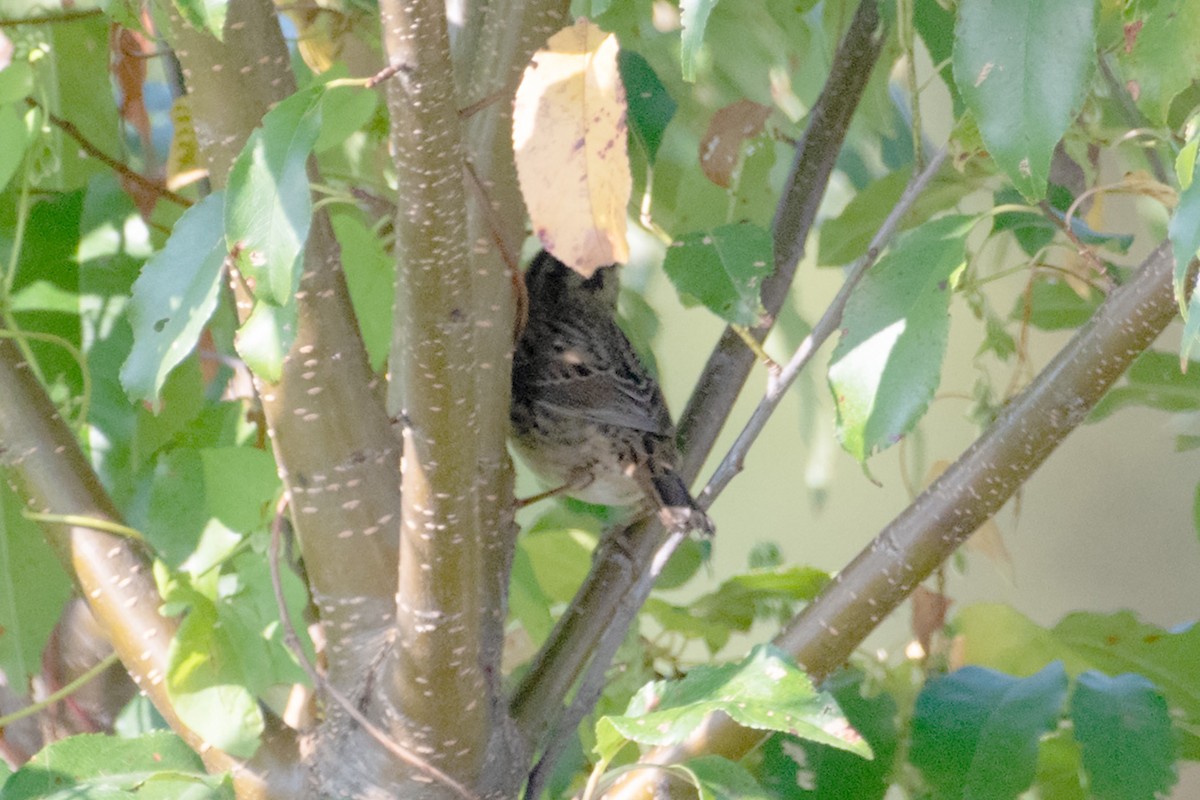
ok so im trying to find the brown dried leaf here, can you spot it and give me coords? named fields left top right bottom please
left=965, top=517, right=1015, bottom=583
left=911, top=584, right=953, bottom=656
left=513, top=19, right=631, bottom=277
left=699, top=99, right=772, bottom=188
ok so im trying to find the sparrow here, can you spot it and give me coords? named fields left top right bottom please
left=510, top=250, right=714, bottom=536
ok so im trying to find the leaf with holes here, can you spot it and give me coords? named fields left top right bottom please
left=121, top=192, right=226, bottom=407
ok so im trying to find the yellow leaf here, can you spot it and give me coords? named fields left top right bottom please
left=513, top=19, right=631, bottom=277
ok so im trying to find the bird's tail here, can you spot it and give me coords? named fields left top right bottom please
left=649, top=471, right=715, bottom=536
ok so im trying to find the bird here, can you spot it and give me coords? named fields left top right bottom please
left=510, top=250, right=714, bottom=536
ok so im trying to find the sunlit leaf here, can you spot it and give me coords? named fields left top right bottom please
left=121, top=192, right=226, bottom=407
left=513, top=19, right=631, bottom=275
left=1118, top=0, right=1200, bottom=126
left=679, top=0, right=720, bottom=81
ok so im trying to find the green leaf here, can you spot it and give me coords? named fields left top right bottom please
left=158, top=565, right=265, bottom=758
left=0, top=480, right=72, bottom=688
left=30, top=21, right=121, bottom=192
left=828, top=215, right=972, bottom=462
left=619, top=49, right=676, bottom=164
left=120, top=193, right=225, bottom=407
left=678, top=755, right=773, bottom=800
left=679, top=0, right=720, bottom=81
left=1090, top=350, right=1200, bottom=422
left=755, top=668, right=897, bottom=800
left=952, top=0, right=1095, bottom=200
left=913, top=0, right=963, bottom=115
left=2, top=731, right=229, bottom=800
left=517, top=508, right=598, bottom=604
left=956, top=604, right=1095, bottom=678
left=0, top=103, right=29, bottom=194
left=173, top=0, right=229, bottom=40
left=234, top=299, right=297, bottom=383
left=1052, top=611, right=1200, bottom=726
left=1035, top=730, right=1086, bottom=800
left=1070, top=672, right=1177, bottom=800
left=225, top=86, right=326, bottom=307
left=1183, top=280, right=1200, bottom=367
left=1118, top=0, right=1200, bottom=126
left=909, top=663, right=1068, bottom=800
left=664, top=223, right=774, bottom=326
left=818, top=170, right=909, bottom=267
left=330, top=208, right=393, bottom=371
left=1012, top=277, right=1104, bottom=331
left=199, top=446, right=279, bottom=533
left=0, top=60, right=34, bottom=103
left=1167, top=167, right=1200, bottom=313
left=595, top=644, right=870, bottom=762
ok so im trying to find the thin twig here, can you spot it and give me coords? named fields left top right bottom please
left=1097, top=55, right=1170, bottom=184
left=267, top=519, right=479, bottom=800
left=0, top=652, right=120, bottom=729
left=0, top=8, right=103, bottom=26
left=700, top=147, right=949, bottom=502
left=23, top=97, right=192, bottom=209
left=524, top=528, right=688, bottom=800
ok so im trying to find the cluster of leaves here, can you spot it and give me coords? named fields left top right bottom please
left=0, top=0, right=1199, bottom=797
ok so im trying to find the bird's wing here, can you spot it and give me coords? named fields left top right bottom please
left=520, top=320, right=674, bottom=436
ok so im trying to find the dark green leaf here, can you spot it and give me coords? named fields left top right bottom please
left=1090, top=350, right=1200, bottom=421
left=909, top=663, right=1068, bottom=800
left=619, top=49, right=676, bottom=164
left=756, top=668, right=897, bottom=800
left=330, top=208, right=393, bottom=371
left=664, top=223, right=774, bottom=326
left=120, top=193, right=225, bottom=407
left=1070, top=671, right=1176, bottom=800
left=679, top=755, right=772, bottom=800
left=952, top=0, right=1095, bottom=200
left=913, top=0, right=963, bottom=115
left=829, top=215, right=972, bottom=462
left=0, top=104, right=29, bottom=194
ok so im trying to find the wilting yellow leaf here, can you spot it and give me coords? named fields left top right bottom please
left=513, top=18, right=631, bottom=277
left=911, top=584, right=953, bottom=656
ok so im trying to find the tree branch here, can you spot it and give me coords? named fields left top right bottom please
left=607, top=240, right=1182, bottom=797
left=378, top=0, right=490, bottom=787
left=509, top=0, right=888, bottom=750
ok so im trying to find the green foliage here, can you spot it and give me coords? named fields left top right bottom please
left=952, top=0, right=1095, bottom=200
left=2, top=731, right=233, bottom=800
left=910, top=663, right=1068, bottom=799
left=0, top=481, right=72, bottom=688
left=664, top=222, right=774, bottom=326
left=2, top=0, right=1200, bottom=795
left=829, top=215, right=972, bottom=462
